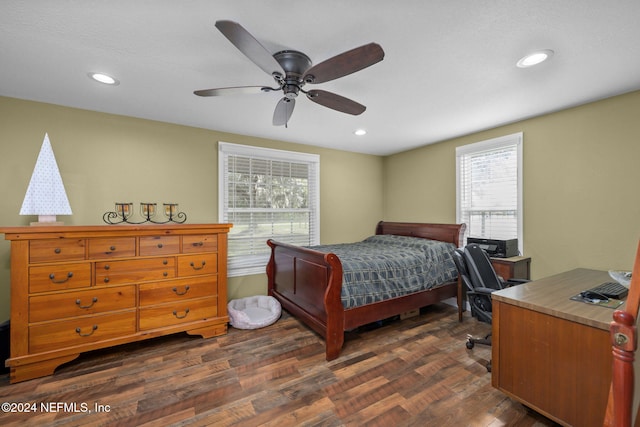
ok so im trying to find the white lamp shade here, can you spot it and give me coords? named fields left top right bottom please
left=20, top=133, right=72, bottom=217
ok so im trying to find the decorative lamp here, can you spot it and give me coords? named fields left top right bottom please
left=19, top=133, right=72, bottom=225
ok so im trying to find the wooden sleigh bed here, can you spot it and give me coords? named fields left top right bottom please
left=266, top=221, right=466, bottom=360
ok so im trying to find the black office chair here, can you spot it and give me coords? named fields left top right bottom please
left=453, top=243, right=528, bottom=372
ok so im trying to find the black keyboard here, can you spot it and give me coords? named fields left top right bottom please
left=587, top=281, right=629, bottom=300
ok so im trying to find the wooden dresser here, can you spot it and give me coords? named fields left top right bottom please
left=0, top=223, right=232, bottom=383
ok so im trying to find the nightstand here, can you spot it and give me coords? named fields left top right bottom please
left=491, top=256, right=531, bottom=280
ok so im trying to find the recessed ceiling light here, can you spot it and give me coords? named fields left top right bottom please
left=354, top=129, right=367, bottom=136
left=516, top=49, right=554, bottom=68
left=89, top=72, right=120, bottom=85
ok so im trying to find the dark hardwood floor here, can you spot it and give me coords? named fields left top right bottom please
left=0, top=304, right=558, bottom=426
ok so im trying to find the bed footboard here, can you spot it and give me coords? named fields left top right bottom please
left=266, top=239, right=345, bottom=360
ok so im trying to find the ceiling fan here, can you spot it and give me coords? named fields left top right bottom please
left=194, top=20, right=385, bottom=126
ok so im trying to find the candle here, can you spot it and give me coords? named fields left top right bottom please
left=141, top=203, right=156, bottom=218
left=116, top=203, right=132, bottom=218
left=164, top=203, right=178, bottom=217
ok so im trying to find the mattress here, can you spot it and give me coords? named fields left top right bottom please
left=309, top=234, right=458, bottom=309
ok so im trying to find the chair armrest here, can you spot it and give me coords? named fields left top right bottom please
left=469, top=287, right=496, bottom=296
left=506, top=278, right=530, bottom=286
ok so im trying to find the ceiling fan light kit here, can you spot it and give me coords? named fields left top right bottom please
left=195, top=20, right=385, bottom=127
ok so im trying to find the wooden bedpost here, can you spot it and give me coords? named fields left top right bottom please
left=323, top=252, right=345, bottom=361
left=604, top=240, right=640, bottom=427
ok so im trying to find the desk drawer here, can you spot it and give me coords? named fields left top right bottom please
left=29, top=310, right=136, bottom=353
left=29, top=263, right=92, bottom=293
left=96, top=258, right=175, bottom=285
left=29, top=285, right=136, bottom=322
left=139, top=296, right=217, bottom=330
left=139, top=276, right=217, bottom=306
left=30, top=239, right=86, bottom=263
left=177, top=253, right=218, bottom=277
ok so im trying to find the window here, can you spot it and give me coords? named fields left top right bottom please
left=456, top=132, right=523, bottom=251
left=219, top=142, right=320, bottom=276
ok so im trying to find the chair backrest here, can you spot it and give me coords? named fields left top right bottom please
left=463, top=243, right=505, bottom=291
left=453, top=249, right=474, bottom=293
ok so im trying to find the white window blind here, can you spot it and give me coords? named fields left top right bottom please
left=219, top=142, right=320, bottom=276
left=456, top=133, right=523, bottom=250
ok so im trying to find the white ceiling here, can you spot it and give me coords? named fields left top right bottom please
left=2, top=1, right=640, bottom=156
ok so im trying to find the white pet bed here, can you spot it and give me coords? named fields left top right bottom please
left=228, top=295, right=282, bottom=330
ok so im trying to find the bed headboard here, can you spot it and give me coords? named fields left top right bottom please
left=375, top=221, right=466, bottom=247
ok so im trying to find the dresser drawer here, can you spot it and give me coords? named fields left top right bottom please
left=29, top=285, right=136, bottom=322
left=139, top=276, right=217, bottom=306
left=177, top=253, right=218, bottom=277
left=29, top=263, right=92, bottom=293
left=140, top=235, right=180, bottom=256
left=95, top=258, right=176, bottom=285
left=139, top=296, right=217, bottom=330
left=88, top=237, right=136, bottom=259
left=29, top=311, right=136, bottom=354
left=30, top=239, right=86, bottom=263
left=182, top=234, right=218, bottom=253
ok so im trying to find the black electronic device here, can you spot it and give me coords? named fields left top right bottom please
left=466, top=237, right=518, bottom=258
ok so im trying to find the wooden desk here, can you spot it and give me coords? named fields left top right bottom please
left=492, top=268, right=617, bottom=427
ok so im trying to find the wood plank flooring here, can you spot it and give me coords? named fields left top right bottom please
left=0, top=304, right=559, bottom=426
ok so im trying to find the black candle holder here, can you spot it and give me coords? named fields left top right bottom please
left=103, top=202, right=187, bottom=224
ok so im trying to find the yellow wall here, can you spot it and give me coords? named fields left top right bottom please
left=0, top=96, right=384, bottom=321
left=384, top=90, right=640, bottom=279
left=3, top=90, right=640, bottom=322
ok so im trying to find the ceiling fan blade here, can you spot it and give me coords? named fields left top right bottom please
left=306, top=90, right=366, bottom=115
left=194, top=86, right=273, bottom=97
left=303, top=43, right=384, bottom=84
left=273, top=98, right=296, bottom=126
left=215, top=20, right=285, bottom=78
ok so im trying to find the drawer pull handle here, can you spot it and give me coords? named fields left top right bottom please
left=163, top=272, right=168, bottom=277
left=163, top=260, right=168, bottom=265
left=172, top=285, right=190, bottom=296
left=75, top=325, right=98, bottom=337
left=54, top=248, right=62, bottom=254
left=104, top=265, right=110, bottom=270
left=192, top=242, right=204, bottom=247
left=76, top=297, right=98, bottom=309
left=157, top=243, right=164, bottom=248
left=103, top=277, right=110, bottom=283
left=49, top=272, right=73, bottom=284
left=190, top=261, right=206, bottom=270
left=109, top=246, right=116, bottom=251
left=173, top=308, right=190, bottom=319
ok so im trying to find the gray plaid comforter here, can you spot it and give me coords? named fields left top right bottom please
left=308, top=234, right=458, bottom=309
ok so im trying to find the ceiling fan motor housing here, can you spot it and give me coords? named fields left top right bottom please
left=274, top=50, right=312, bottom=98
